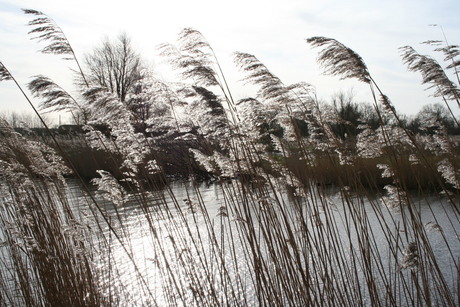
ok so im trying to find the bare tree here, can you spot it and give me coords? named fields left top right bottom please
left=84, top=33, right=144, bottom=104
left=0, top=111, right=50, bottom=128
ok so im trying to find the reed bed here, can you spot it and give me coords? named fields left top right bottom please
left=0, top=9, right=459, bottom=306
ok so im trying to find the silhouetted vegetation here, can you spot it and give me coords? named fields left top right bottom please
left=0, top=8, right=458, bottom=307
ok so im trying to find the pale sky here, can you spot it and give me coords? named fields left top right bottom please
left=1, top=0, right=459, bottom=122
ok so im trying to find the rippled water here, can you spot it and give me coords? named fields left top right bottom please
left=67, top=180, right=238, bottom=306
left=2, top=179, right=457, bottom=306
left=62, top=179, right=460, bottom=306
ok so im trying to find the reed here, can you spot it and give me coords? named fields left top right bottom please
left=0, top=9, right=458, bottom=306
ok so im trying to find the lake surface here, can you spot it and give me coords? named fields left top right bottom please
left=63, top=179, right=460, bottom=306
left=66, top=180, right=234, bottom=306
left=1, top=179, right=458, bottom=306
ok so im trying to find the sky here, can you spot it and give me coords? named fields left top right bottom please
left=1, top=0, right=459, bottom=124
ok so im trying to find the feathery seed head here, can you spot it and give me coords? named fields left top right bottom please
left=400, top=242, right=419, bottom=270
left=233, top=52, right=290, bottom=104
left=178, top=28, right=212, bottom=55
left=23, top=8, right=73, bottom=57
left=306, top=37, right=371, bottom=83
left=0, top=62, right=13, bottom=82
left=400, top=46, right=460, bottom=101
left=27, top=75, right=79, bottom=113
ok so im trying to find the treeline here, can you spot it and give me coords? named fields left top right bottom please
left=0, top=111, right=50, bottom=128
left=11, top=92, right=459, bottom=186
left=291, top=93, right=460, bottom=140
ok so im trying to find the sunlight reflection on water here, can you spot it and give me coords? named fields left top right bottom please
left=68, top=180, right=251, bottom=306
left=64, top=180, right=459, bottom=306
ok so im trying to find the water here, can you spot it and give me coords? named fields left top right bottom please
left=66, top=180, right=236, bottom=306
left=2, top=179, right=459, bottom=306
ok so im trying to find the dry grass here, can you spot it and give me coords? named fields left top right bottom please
left=0, top=11, right=459, bottom=306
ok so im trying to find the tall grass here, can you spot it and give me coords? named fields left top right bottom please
left=0, top=9, right=459, bottom=306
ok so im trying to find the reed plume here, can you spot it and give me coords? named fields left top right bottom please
left=0, top=61, right=13, bottom=81
left=2, top=9, right=460, bottom=305
left=233, top=52, right=291, bottom=104
left=422, top=25, right=460, bottom=83
left=27, top=75, right=81, bottom=113
left=157, top=40, right=218, bottom=88
left=399, top=46, right=460, bottom=106
left=23, top=8, right=88, bottom=85
left=425, top=41, right=460, bottom=69
left=306, top=37, right=371, bottom=83
left=159, top=28, right=239, bottom=124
